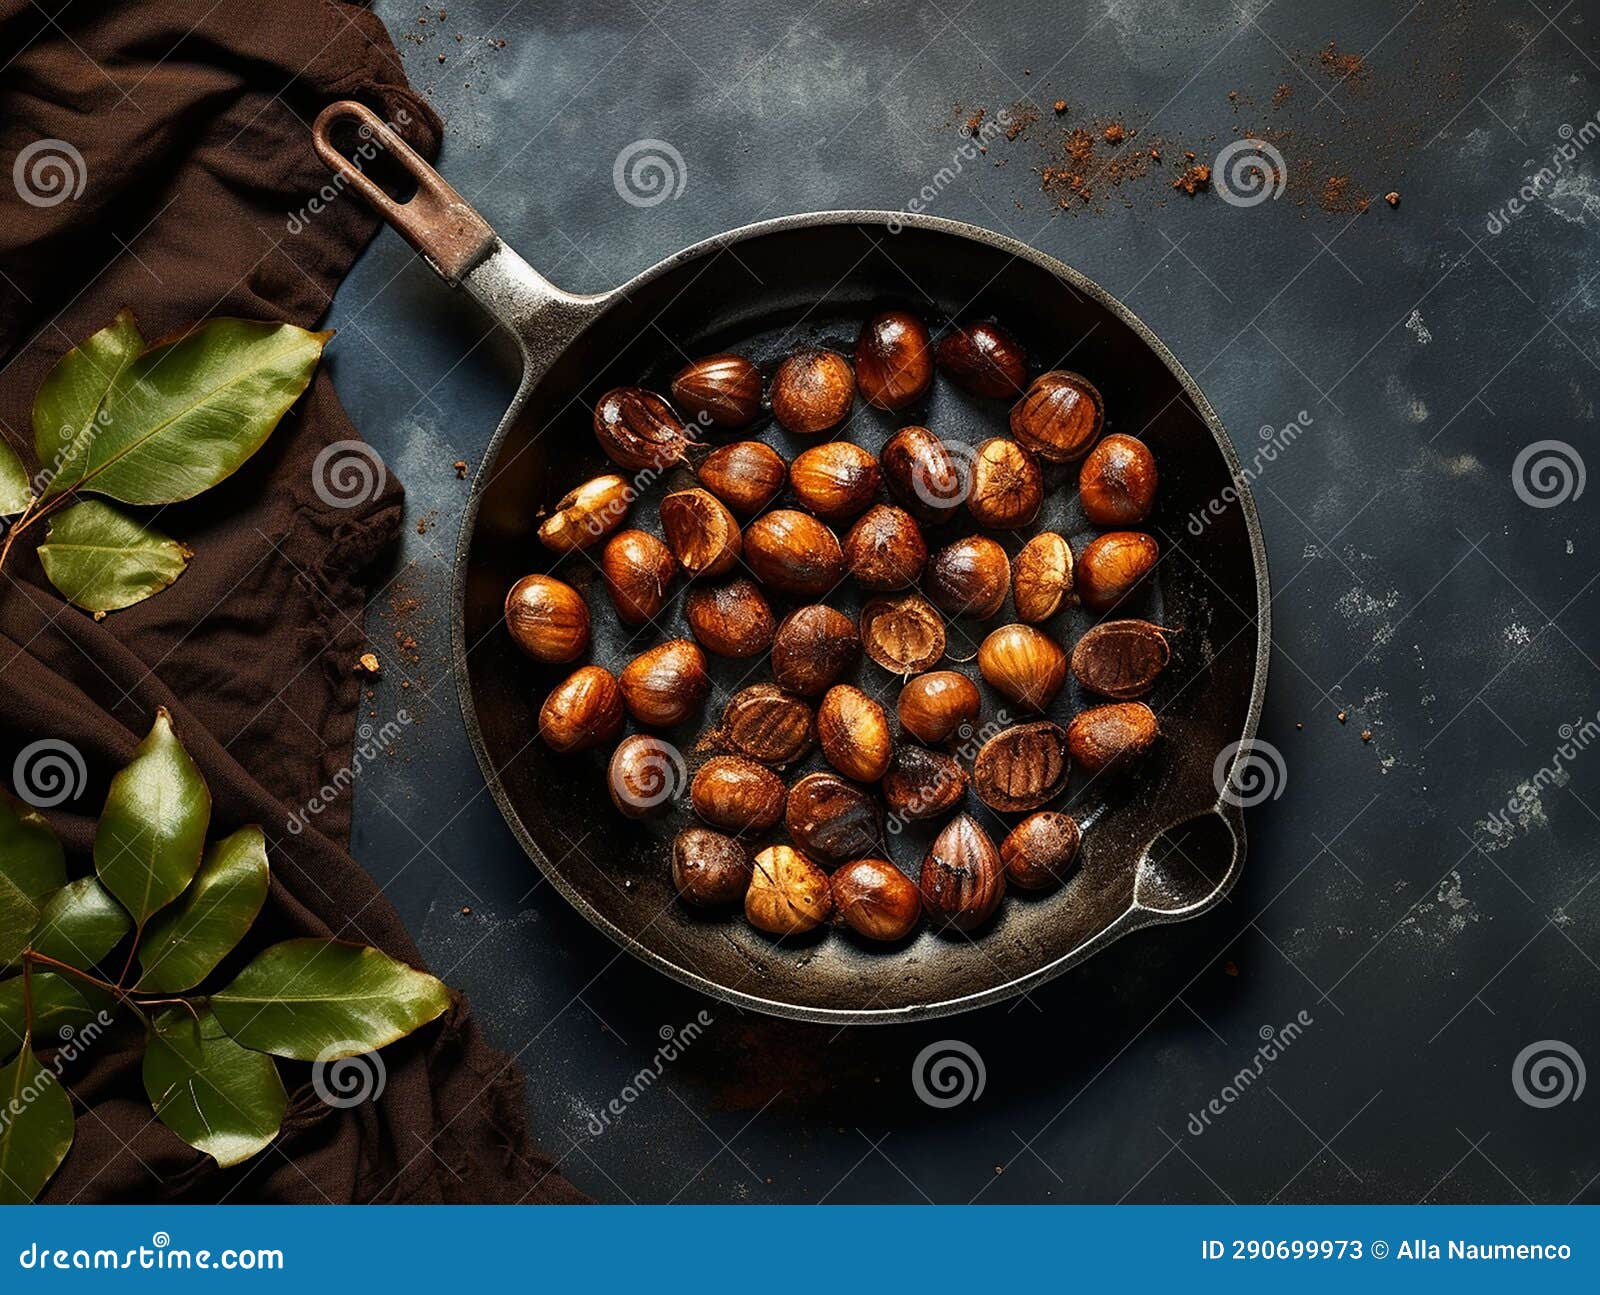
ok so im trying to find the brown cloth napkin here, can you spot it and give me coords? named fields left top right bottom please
left=0, top=0, right=584, bottom=1203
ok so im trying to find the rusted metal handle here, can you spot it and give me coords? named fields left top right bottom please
left=311, top=100, right=496, bottom=284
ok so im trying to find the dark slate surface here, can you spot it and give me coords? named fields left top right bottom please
left=327, top=0, right=1600, bottom=1203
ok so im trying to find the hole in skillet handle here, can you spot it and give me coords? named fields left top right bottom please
left=1132, top=803, right=1244, bottom=916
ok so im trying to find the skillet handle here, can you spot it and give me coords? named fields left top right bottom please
left=1129, top=799, right=1246, bottom=920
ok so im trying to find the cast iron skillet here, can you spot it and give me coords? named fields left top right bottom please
left=313, top=101, right=1270, bottom=1024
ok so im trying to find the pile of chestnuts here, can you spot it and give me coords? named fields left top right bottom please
left=505, top=307, right=1171, bottom=946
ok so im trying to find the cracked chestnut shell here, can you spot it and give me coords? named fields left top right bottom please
left=977, top=623, right=1067, bottom=711
left=789, top=441, right=881, bottom=521
left=1066, top=702, right=1158, bottom=774
left=744, top=509, right=845, bottom=598
left=538, top=665, right=625, bottom=753
left=600, top=529, right=677, bottom=627
left=696, top=440, right=786, bottom=515
left=935, top=320, right=1027, bottom=398
left=593, top=386, right=697, bottom=469
left=608, top=733, right=686, bottom=819
left=881, top=425, right=967, bottom=523
left=1001, top=812, right=1082, bottom=890
left=1079, top=433, right=1158, bottom=526
left=882, top=744, right=967, bottom=821
left=770, top=604, right=859, bottom=696
left=770, top=347, right=854, bottom=435
left=1011, top=531, right=1074, bottom=622
left=1009, top=369, right=1104, bottom=462
left=832, top=859, right=922, bottom=942
left=1071, top=619, right=1170, bottom=699
left=843, top=504, right=927, bottom=591
left=505, top=574, right=590, bottom=664
left=1077, top=531, right=1159, bottom=611
left=785, top=771, right=882, bottom=865
left=860, top=593, right=946, bottom=675
left=671, top=828, right=752, bottom=907
left=925, top=535, right=1011, bottom=619
left=538, top=474, right=631, bottom=552
left=670, top=353, right=762, bottom=429
left=660, top=487, right=741, bottom=578
left=618, top=639, right=709, bottom=727
left=919, top=813, right=1005, bottom=931
left=818, top=684, right=893, bottom=782
left=897, top=670, right=981, bottom=745
left=721, top=684, right=815, bottom=765
left=684, top=578, right=774, bottom=658
left=855, top=310, right=933, bottom=410
left=690, top=755, right=786, bottom=833
left=746, top=844, right=833, bottom=935
left=972, top=721, right=1071, bottom=813
left=967, top=437, right=1042, bottom=529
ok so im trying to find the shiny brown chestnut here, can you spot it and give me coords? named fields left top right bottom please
left=504, top=574, right=589, bottom=664
left=843, top=504, right=927, bottom=591
left=671, top=828, right=752, bottom=907
left=855, top=310, right=934, bottom=410
left=832, top=859, right=922, bottom=942
left=967, top=437, right=1043, bottom=529
left=897, top=671, right=981, bottom=745
left=770, top=347, right=855, bottom=435
left=743, top=509, right=844, bottom=598
left=690, top=755, right=786, bottom=833
left=720, top=684, right=815, bottom=765
left=788, top=441, right=880, bottom=521
left=1011, top=532, right=1074, bottom=622
left=1001, top=812, right=1082, bottom=890
left=860, top=594, right=946, bottom=675
left=880, top=426, right=967, bottom=523
left=607, top=734, right=686, bottom=818
left=537, top=474, right=631, bottom=552
left=882, top=745, right=967, bottom=822
left=925, top=535, right=1011, bottom=619
left=977, top=623, right=1068, bottom=711
left=972, top=721, right=1071, bottom=812
left=618, top=639, right=709, bottom=727
left=770, top=604, right=859, bottom=696
left=670, top=353, right=762, bottom=429
left=935, top=320, right=1028, bottom=398
left=1009, top=369, right=1104, bottom=462
left=600, top=529, right=677, bottom=628
left=593, top=386, right=697, bottom=470
left=1079, top=434, right=1158, bottom=526
left=660, top=487, right=741, bottom=578
left=919, top=813, right=1005, bottom=931
left=745, top=845, right=833, bottom=935
left=1071, top=619, right=1171, bottom=699
left=1066, top=702, right=1158, bottom=774
left=538, top=665, right=625, bottom=753
left=1077, top=531, right=1159, bottom=611
left=696, top=440, right=787, bottom=515
left=818, top=684, right=893, bottom=782
left=684, top=578, right=774, bottom=658
left=785, top=771, right=883, bottom=865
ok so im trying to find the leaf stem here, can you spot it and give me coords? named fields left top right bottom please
left=23, top=950, right=123, bottom=998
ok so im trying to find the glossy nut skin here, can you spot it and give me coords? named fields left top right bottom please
left=660, top=487, right=741, bottom=578
left=721, top=684, right=815, bottom=764
left=785, top=772, right=882, bottom=865
left=1011, top=532, right=1074, bottom=622
left=743, top=510, right=844, bottom=598
left=601, top=529, right=677, bottom=627
left=690, top=755, right=785, bottom=833
left=538, top=474, right=632, bottom=552
left=671, top=828, right=752, bottom=907
left=684, top=578, right=774, bottom=658
left=1001, top=812, right=1082, bottom=890
left=593, top=386, right=696, bottom=469
left=854, top=310, right=934, bottom=410
left=1079, top=434, right=1158, bottom=526
left=817, top=684, right=893, bottom=782
left=539, top=665, right=625, bottom=753
left=789, top=442, right=881, bottom=521
left=881, top=426, right=967, bottom=523
left=1008, top=369, right=1104, bottom=462
left=897, top=670, right=981, bottom=745
left=770, top=347, right=855, bottom=435
left=967, top=437, right=1043, bottom=529
left=696, top=440, right=787, bottom=515
left=919, top=814, right=1005, bottom=932
left=770, top=604, right=859, bottom=696
left=832, top=859, right=922, bottom=942
left=746, top=845, right=833, bottom=935
left=925, top=535, right=1011, bottom=619
left=1071, top=619, right=1171, bottom=698
left=860, top=594, right=946, bottom=675
left=972, top=721, right=1071, bottom=812
left=670, top=354, right=762, bottom=429
left=1077, top=531, right=1159, bottom=611
left=1066, top=702, right=1158, bottom=775
left=843, top=504, right=928, bottom=591
left=935, top=321, right=1028, bottom=398
left=978, top=623, right=1068, bottom=711
left=618, top=639, right=710, bottom=727
left=504, top=574, right=590, bottom=663
left=882, top=744, right=967, bottom=821
left=607, top=733, right=686, bottom=818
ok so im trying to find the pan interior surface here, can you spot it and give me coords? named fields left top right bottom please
left=460, top=221, right=1261, bottom=1020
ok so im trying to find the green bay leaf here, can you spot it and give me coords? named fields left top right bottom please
left=143, top=1006, right=286, bottom=1169
left=31, top=309, right=146, bottom=486
left=0, top=789, right=67, bottom=900
left=138, top=826, right=268, bottom=993
left=0, top=973, right=96, bottom=1063
left=0, top=879, right=38, bottom=970
left=36, top=499, right=193, bottom=613
left=0, top=437, right=28, bottom=515
left=29, top=876, right=131, bottom=970
left=0, top=1046, right=74, bottom=1203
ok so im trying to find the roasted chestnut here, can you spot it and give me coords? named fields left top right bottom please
left=696, top=440, right=787, bottom=515
left=537, top=474, right=631, bottom=552
left=670, top=353, right=762, bottom=429
left=672, top=828, right=752, bottom=907
left=935, top=320, right=1027, bottom=398
left=660, top=487, right=741, bottom=578
left=1079, top=433, right=1158, bottom=526
left=770, top=347, right=854, bottom=435
left=684, top=578, right=774, bottom=658
left=1071, top=619, right=1170, bottom=698
left=925, top=535, right=1010, bottom=619
left=721, top=684, right=815, bottom=764
left=770, top=604, right=859, bottom=696
left=860, top=594, right=946, bottom=675
left=1077, top=531, right=1159, bottom=611
left=746, top=845, right=833, bottom=935
left=967, top=437, right=1042, bottom=529
left=743, top=509, right=845, bottom=598
left=690, top=755, right=786, bottom=833
left=882, top=744, right=967, bottom=821
left=1001, top=812, right=1082, bottom=890
left=601, top=529, right=677, bottom=627
left=897, top=670, right=981, bottom=745
left=1066, top=702, right=1158, bottom=774
left=539, top=665, right=625, bottom=753
left=785, top=771, right=882, bottom=865
left=818, top=684, right=893, bottom=782
left=607, top=733, right=686, bottom=818
left=788, top=441, right=881, bottom=521
left=505, top=574, right=589, bottom=663
left=1011, top=532, right=1074, bottom=622
left=1008, top=369, right=1103, bottom=462
left=593, top=386, right=697, bottom=469
left=919, top=813, right=1005, bottom=931
left=832, top=859, right=922, bottom=942
left=972, top=720, right=1071, bottom=812
left=977, top=623, right=1067, bottom=711
left=854, top=310, right=933, bottom=410
left=880, top=425, right=967, bottom=523
left=843, top=504, right=927, bottom=591
left=619, top=639, right=710, bottom=727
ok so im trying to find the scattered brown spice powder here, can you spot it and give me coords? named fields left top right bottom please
left=1173, top=163, right=1211, bottom=195
left=1318, top=41, right=1366, bottom=80
left=1102, top=121, right=1125, bottom=144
